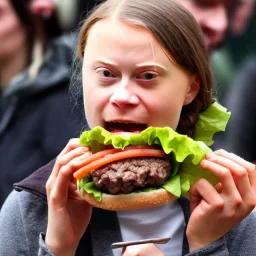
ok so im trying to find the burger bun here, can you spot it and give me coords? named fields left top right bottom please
left=78, top=188, right=176, bottom=211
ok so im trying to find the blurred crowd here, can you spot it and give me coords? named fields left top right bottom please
left=0, top=0, right=255, bottom=208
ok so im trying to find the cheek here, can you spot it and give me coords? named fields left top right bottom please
left=144, top=82, right=188, bottom=129
left=147, top=96, right=183, bottom=129
left=82, top=73, right=109, bottom=125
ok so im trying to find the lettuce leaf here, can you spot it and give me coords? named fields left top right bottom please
left=78, top=126, right=219, bottom=201
left=80, top=126, right=210, bottom=164
left=194, top=102, right=231, bottom=146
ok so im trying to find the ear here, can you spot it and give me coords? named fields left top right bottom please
left=29, top=0, right=56, bottom=18
left=183, top=75, right=200, bottom=105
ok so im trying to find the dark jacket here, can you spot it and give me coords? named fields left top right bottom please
left=0, top=160, right=255, bottom=256
left=214, top=57, right=256, bottom=162
left=0, top=34, right=86, bottom=207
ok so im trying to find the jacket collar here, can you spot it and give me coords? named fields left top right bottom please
left=14, top=158, right=54, bottom=201
left=14, top=159, right=190, bottom=256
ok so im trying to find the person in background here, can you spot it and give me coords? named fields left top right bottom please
left=0, top=0, right=86, bottom=207
left=211, top=1, right=256, bottom=158
left=211, top=0, right=256, bottom=103
left=215, top=57, right=256, bottom=163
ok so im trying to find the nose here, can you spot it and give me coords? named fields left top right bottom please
left=201, top=5, right=228, bottom=48
left=110, top=86, right=139, bottom=108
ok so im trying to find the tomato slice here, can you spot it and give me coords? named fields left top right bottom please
left=75, top=145, right=159, bottom=169
left=73, top=148, right=167, bottom=180
left=75, top=148, right=122, bottom=169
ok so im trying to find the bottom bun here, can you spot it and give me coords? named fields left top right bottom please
left=78, top=188, right=176, bottom=211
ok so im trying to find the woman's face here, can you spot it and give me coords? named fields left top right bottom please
left=82, top=19, right=199, bottom=132
left=0, top=0, right=27, bottom=63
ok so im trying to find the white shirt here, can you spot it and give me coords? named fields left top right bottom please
left=113, top=201, right=185, bottom=256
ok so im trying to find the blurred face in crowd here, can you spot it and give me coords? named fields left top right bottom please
left=0, top=0, right=28, bottom=65
left=177, top=0, right=247, bottom=52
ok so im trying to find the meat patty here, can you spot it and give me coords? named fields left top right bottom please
left=91, top=157, right=171, bottom=194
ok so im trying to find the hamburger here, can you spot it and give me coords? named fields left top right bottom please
left=73, top=126, right=216, bottom=211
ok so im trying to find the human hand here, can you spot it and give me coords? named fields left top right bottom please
left=187, top=150, right=256, bottom=252
left=121, top=243, right=165, bottom=256
left=29, top=0, right=56, bottom=18
left=45, top=139, right=93, bottom=256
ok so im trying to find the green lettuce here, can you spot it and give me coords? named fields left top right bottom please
left=78, top=126, right=218, bottom=201
left=194, top=102, right=231, bottom=146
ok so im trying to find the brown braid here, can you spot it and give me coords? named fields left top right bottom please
left=177, top=94, right=212, bottom=138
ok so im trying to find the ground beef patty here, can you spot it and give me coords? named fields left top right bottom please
left=91, top=157, right=171, bottom=194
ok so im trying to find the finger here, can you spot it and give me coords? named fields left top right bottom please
left=189, top=179, right=223, bottom=212
left=51, top=147, right=90, bottom=179
left=214, top=150, right=256, bottom=195
left=205, top=153, right=250, bottom=198
left=59, top=138, right=82, bottom=157
left=68, top=182, right=78, bottom=193
left=214, top=150, right=255, bottom=171
left=49, top=162, right=79, bottom=207
left=200, top=159, right=238, bottom=196
left=47, top=147, right=91, bottom=197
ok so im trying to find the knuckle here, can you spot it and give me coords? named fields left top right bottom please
left=234, top=196, right=243, bottom=207
left=247, top=163, right=256, bottom=172
left=226, top=209, right=236, bottom=218
left=75, top=146, right=88, bottom=156
left=197, top=178, right=207, bottom=186
left=56, top=154, right=65, bottom=165
left=59, top=166, right=69, bottom=176
left=236, top=167, right=247, bottom=178
left=247, top=196, right=256, bottom=209
left=69, top=159, right=78, bottom=170
left=46, top=180, right=52, bottom=194
left=215, top=149, right=228, bottom=155
left=65, top=138, right=79, bottom=151
left=190, top=178, right=206, bottom=193
left=213, top=199, right=224, bottom=210
left=48, top=191, right=59, bottom=205
left=220, top=168, right=231, bottom=178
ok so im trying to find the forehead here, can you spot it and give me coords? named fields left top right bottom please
left=84, top=19, right=171, bottom=66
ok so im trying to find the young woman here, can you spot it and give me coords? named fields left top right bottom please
left=0, top=0, right=84, bottom=207
left=0, top=0, right=255, bottom=255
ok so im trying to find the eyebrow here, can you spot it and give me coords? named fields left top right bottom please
left=93, top=59, right=169, bottom=71
left=136, top=62, right=169, bottom=71
left=93, top=59, right=118, bottom=67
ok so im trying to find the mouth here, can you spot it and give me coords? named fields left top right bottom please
left=105, top=121, right=148, bottom=134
